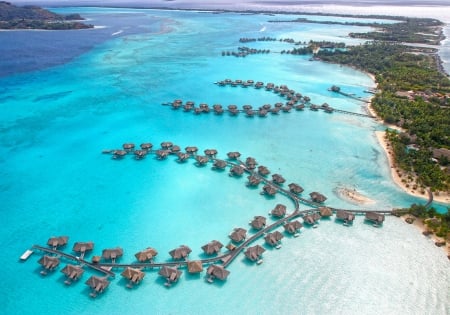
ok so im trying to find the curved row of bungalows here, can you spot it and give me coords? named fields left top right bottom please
left=244, top=245, right=265, bottom=264
left=169, top=245, right=192, bottom=260
left=229, top=228, right=247, bottom=243
left=135, top=247, right=158, bottom=262
left=247, top=174, right=262, bottom=186
left=61, top=264, right=84, bottom=285
left=121, top=267, right=145, bottom=289
left=336, top=210, right=356, bottom=225
left=264, top=231, right=284, bottom=248
left=201, top=240, right=223, bottom=255
left=261, top=184, right=277, bottom=196
left=47, top=236, right=68, bottom=250
left=206, top=264, right=230, bottom=283
left=271, top=204, right=287, bottom=218
left=250, top=215, right=267, bottom=230
left=288, top=183, right=304, bottom=194
left=86, top=275, right=110, bottom=298
left=310, top=192, right=327, bottom=203
left=159, top=266, right=182, bottom=287
left=365, top=212, right=385, bottom=226
left=284, top=220, right=303, bottom=236
left=38, top=255, right=60, bottom=276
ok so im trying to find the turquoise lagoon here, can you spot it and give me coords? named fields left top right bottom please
left=0, top=8, right=449, bottom=315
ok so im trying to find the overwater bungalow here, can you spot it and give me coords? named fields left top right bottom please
left=336, top=210, right=355, bottom=225
left=201, top=240, right=223, bottom=255
left=229, top=165, right=245, bottom=176
left=255, top=81, right=264, bottom=89
left=258, top=165, right=270, bottom=176
left=199, top=103, right=210, bottom=112
left=122, top=143, right=135, bottom=151
left=229, top=228, right=247, bottom=243
left=281, top=106, right=292, bottom=112
left=185, top=146, right=198, bottom=155
left=169, top=245, right=192, bottom=260
left=271, top=107, right=280, bottom=114
left=85, top=276, right=109, bottom=298
left=262, top=104, right=271, bottom=110
left=161, top=141, right=173, bottom=149
left=295, top=104, right=305, bottom=110
left=112, top=149, right=127, bottom=159
left=227, top=151, right=241, bottom=160
left=319, top=207, right=333, bottom=218
left=101, top=247, right=123, bottom=263
left=261, top=184, right=277, bottom=196
left=212, top=159, right=227, bottom=170
left=303, top=96, right=311, bottom=102
left=133, top=149, right=147, bottom=159
left=177, top=152, right=190, bottom=162
left=183, top=103, right=193, bottom=111
left=271, top=203, right=287, bottom=217
left=250, top=216, right=266, bottom=230
left=310, top=192, right=327, bottom=203
left=365, top=212, right=385, bottom=226
left=72, top=241, right=94, bottom=259
left=310, top=104, right=319, bottom=111
left=204, top=149, right=218, bottom=157
left=258, top=109, right=268, bottom=117
left=134, top=247, right=158, bottom=262
left=47, top=236, right=68, bottom=249
left=264, top=231, right=284, bottom=247
left=274, top=102, right=283, bottom=108
left=38, top=255, right=60, bottom=275
left=228, top=105, right=239, bottom=115
left=303, top=213, right=321, bottom=227
left=61, top=264, right=84, bottom=285
left=158, top=266, right=182, bottom=287
left=121, top=267, right=145, bottom=288
left=195, top=155, right=209, bottom=166
left=284, top=220, right=303, bottom=234
left=187, top=260, right=203, bottom=273
left=272, top=174, right=286, bottom=184
left=243, top=105, right=252, bottom=111
left=245, top=157, right=257, bottom=169
left=206, top=264, right=230, bottom=282
left=140, top=143, right=153, bottom=151
left=155, top=149, right=169, bottom=160
left=244, top=245, right=265, bottom=263
left=171, top=145, right=181, bottom=153
left=247, top=174, right=262, bottom=186
left=213, top=104, right=224, bottom=114
left=247, top=79, right=254, bottom=85
left=288, top=183, right=304, bottom=194
left=193, top=107, right=203, bottom=115
left=171, top=101, right=181, bottom=109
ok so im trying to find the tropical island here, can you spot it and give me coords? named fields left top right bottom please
left=0, top=1, right=93, bottom=30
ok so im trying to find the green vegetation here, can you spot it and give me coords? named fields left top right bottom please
left=0, top=1, right=93, bottom=30
left=407, top=204, right=450, bottom=240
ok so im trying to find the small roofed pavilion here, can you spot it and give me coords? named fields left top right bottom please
left=169, top=245, right=192, bottom=260
left=47, top=236, right=68, bottom=250
left=229, top=165, right=244, bottom=176
left=261, top=185, right=277, bottom=196
left=185, top=146, right=198, bottom=155
left=201, top=240, right=223, bottom=255
left=135, top=247, right=158, bottom=262
left=244, top=245, right=265, bottom=262
left=310, top=192, right=327, bottom=203
left=206, top=264, right=230, bottom=282
left=187, top=260, right=204, bottom=273
left=72, top=241, right=94, bottom=259
left=102, top=247, right=123, bottom=263
left=319, top=207, right=333, bottom=217
left=85, top=276, right=110, bottom=298
left=159, top=266, right=182, bottom=287
left=288, top=183, right=304, bottom=194
left=257, top=165, right=270, bottom=176
left=303, top=213, right=321, bottom=225
left=195, top=155, right=209, bottom=166
left=272, top=174, right=286, bottom=184
left=250, top=216, right=267, bottom=230
left=284, top=220, right=303, bottom=234
left=247, top=174, right=262, bottom=186
left=365, top=212, right=385, bottom=226
left=212, top=159, right=227, bottom=170
left=61, top=264, right=84, bottom=285
left=336, top=210, right=355, bottom=224
left=227, top=151, right=241, bottom=160
left=264, top=231, right=284, bottom=246
left=38, top=255, right=60, bottom=275
left=271, top=204, right=287, bottom=217
left=121, top=267, right=145, bottom=288
left=229, top=228, right=247, bottom=243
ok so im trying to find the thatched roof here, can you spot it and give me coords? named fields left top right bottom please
left=250, top=216, right=267, bottom=230
left=264, top=231, right=284, bottom=246
left=161, top=141, right=173, bottom=149
left=140, top=143, right=153, bottom=150
left=85, top=276, right=109, bottom=292
left=169, top=245, right=192, bottom=260
left=303, top=214, right=318, bottom=225
left=284, top=220, right=303, bottom=234
left=206, top=264, right=230, bottom=280
left=135, top=247, right=158, bottom=262
left=72, top=241, right=94, bottom=253
left=204, top=149, right=218, bottom=157
left=247, top=175, right=262, bottom=186
left=365, top=212, right=385, bottom=223
left=121, top=267, right=145, bottom=283
left=61, top=264, right=84, bottom=280
left=310, top=192, right=327, bottom=203
left=227, top=151, right=241, bottom=159
left=336, top=210, right=355, bottom=221
left=102, top=247, right=123, bottom=260
left=257, top=165, right=270, bottom=176
left=47, top=236, right=68, bottom=248
left=38, top=255, right=60, bottom=270
left=244, top=245, right=265, bottom=261
left=271, top=204, right=287, bottom=217
left=262, top=185, right=277, bottom=195
left=288, top=183, right=304, bottom=194
left=319, top=207, right=333, bottom=217
left=201, top=240, right=223, bottom=255
left=155, top=149, right=169, bottom=159
left=212, top=159, right=227, bottom=169
left=230, top=165, right=244, bottom=176
left=187, top=260, right=203, bottom=273
left=158, top=266, right=182, bottom=282
left=195, top=155, right=209, bottom=165
left=229, top=228, right=247, bottom=243
left=272, top=174, right=286, bottom=184
left=185, top=146, right=198, bottom=154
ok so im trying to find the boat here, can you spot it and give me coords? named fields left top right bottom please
left=20, top=249, right=33, bottom=261
left=256, top=259, right=263, bottom=265
left=275, top=244, right=282, bottom=249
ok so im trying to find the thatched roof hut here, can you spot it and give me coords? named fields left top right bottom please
left=303, top=213, right=321, bottom=225
left=101, top=247, right=123, bottom=262
left=257, top=165, right=270, bottom=176
left=195, top=155, right=209, bottom=166
left=185, top=146, right=198, bottom=154
left=336, top=210, right=355, bottom=222
left=155, top=149, right=169, bottom=159
left=187, top=260, right=204, bottom=273
left=258, top=109, right=268, bottom=117
left=272, top=174, right=286, bottom=184
left=159, top=266, right=182, bottom=285
left=38, top=255, right=60, bottom=272
left=212, top=159, right=227, bottom=170
left=271, top=204, right=287, bottom=217
left=112, top=150, right=127, bottom=158
left=206, top=264, right=230, bottom=281
left=140, top=143, right=153, bottom=150
left=310, top=192, right=327, bottom=203
left=262, top=185, right=277, bottom=196
left=135, top=247, right=158, bottom=262
left=171, top=145, right=181, bottom=153
left=227, top=151, right=241, bottom=160
left=134, top=149, right=147, bottom=159
left=245, top=157, right=257, bottom=169
left=319, top=207, right=333, bottom=217
left=61, top=264, right=84, bottom=284
left=177, top=152, right=190, bottom=162
left=288, top=183, right=304, bottom=194
left=365, top=212, right=385, bottom=225
left=244, top=245, right=265, bottom=261
left=264, top=231, right=284, bottom=246
left=201, top=240, right=223, bottom=255
left=169, top=245, right=192, bottom=260
left=229, top=228, right=247, bottom=243
left=204, top=149, right=218, bottom=157
left=161, top=141, right=173, bottom=149
left=247, top=174, right=262, bottom=186
left=284, top=220, right=303, bottom=234
left=250, top=216, right=267, bottom=230
left=122, top=143, right=135, bottom=151
left=47, top=236, right=68, bottom=249
left=85, top=276, right=109, bottom=297
left=121, top=267, right=145, bottom=285
left=229, top=165, right=245, bottom=176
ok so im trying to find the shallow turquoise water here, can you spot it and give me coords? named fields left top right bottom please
left=0, top=8, right=449, bottom=315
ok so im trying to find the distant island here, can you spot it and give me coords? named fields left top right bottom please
left=0, top=1, right=93, bottom=30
